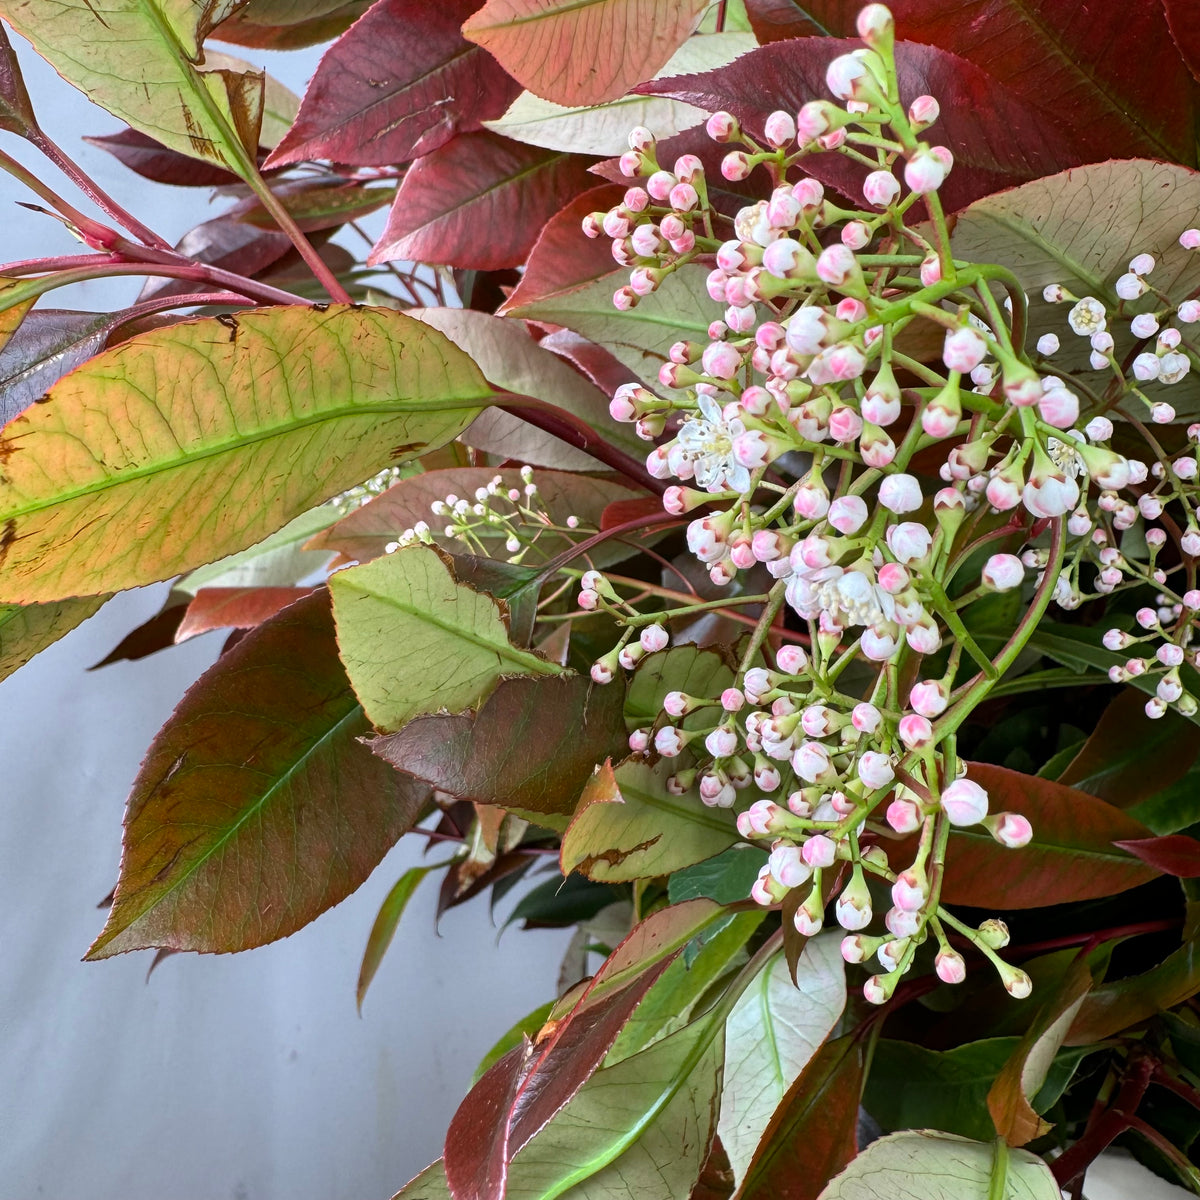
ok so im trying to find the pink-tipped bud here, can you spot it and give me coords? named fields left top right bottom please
left=863, top=169, right=900, bottom=208
left=904, top=147, right=948, bottom=193
left=764, top=109, right=797, bottom=148
left=988, top=811, right=1033, bottom=848
left=909, top=679, right=948, bottom=718
left=898, top=713, right=933, bottom=750
left=943, top=327, right=987, bottom=373
left=639, top=623, right=669, bottom=653
left=878, top=473, right=922, bottom=514
left=829, top=494, right=869, bottom=534
left=856, top=3, right=893, bottom=45
left=941, top=778, right=989, bottom=826
left=722, top=151, right=751, bottom=181
left=886, top=797, right=922, bottom=833
left=776, top=644, right=809, bottom=674
left=908, top=94, right=939, bottom=126
left=982, top=553, right=1024, bottom=592
left=706, top=111, right=739, bottom=142
left=891, top=869, right=926, bottom=913
left=935, top=949, right=966, bottom=984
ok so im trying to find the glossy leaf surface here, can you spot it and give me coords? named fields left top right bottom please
left=329, top=544, right=561, bottom=732
left=462, top=0, right=710, bottom=107
left=88, top=591, right=429, bottom=958
left=265, top=0, right=520, bottom=168
left=370, top=132, right=595, bottom=271
left=0, top=307, right=489, bottom=603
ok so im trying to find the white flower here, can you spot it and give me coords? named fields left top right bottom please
left=675, top=395, right=752, bottom=492
left=1067, top=297, right=1107, bottom=337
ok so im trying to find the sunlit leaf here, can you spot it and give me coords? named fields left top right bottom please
left=462, top=0, right=710, bottom=107
left=561, top=758, right=739, bottom=882
left=0, top=307, right=489, bottom=603
left=175, top=586, right=316, bottom=642
left=87, top=591, right=429, bottom=958
left=329, top=544, right=562, bottom=733
left=0, top=595, right=106, bottom=683
left=719, top=939, right=846, bottom=1184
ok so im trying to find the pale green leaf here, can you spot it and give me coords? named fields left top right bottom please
left=817, top=1131, right=1060, bottom=1200
left=0, top=595, right=107, bottom=682
left=485, top=33, right=756, bottom=155
left=0, top=0, right=262, bottom=172
left=329, top=543, right=562, bottom=732
left=719, top=938, right=846, bottom=1184
left=504, top=265, right=715, bottom=390
left=0, top=307, right=490, bottom=603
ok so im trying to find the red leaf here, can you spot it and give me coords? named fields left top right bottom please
left=443, top=955, right=676, bottom=1200
left=1166, top=0, right=1200, bottom=85
left=742, top=0, right=843, bottom=41
left=600, top=496, right=666, bottom=530
left=212, top=0, right=368, bottom=49
left=637, top=38, right=1082, bottom=212
left=139, top=216, right=291, bottom=301
left=88, top=596, right=188, bottom=669
left=917, top=762, right=1162, bottom=909
left=499, top=183, right=625, bottom=313
left=175, top=586, right=316, bottom=642
left=738, top=1033, right=863, bottom=1200
left=264, top=0, right=520, bottom=168
left=369, top=132, right=596, bottom=271
left=538, top=329, right=644, bottom=397
left=84, top=128, right=242, bottom=187
left=462, top=0, right=709, bottom=107
left=1114, top=836, right=1200, bottom=879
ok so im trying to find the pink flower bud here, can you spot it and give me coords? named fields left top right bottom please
left=841, top=220, right=871, bottom=250
left=941, top=778, right=989, bottom=826
left=776, top=645, right=809, bottom=675
left=863, top=169, right=900, bottom=208
left=618, top=151, right=643, bottom=178
left=706, top=111, right=738, bottom=142
left=891, top=869, right=926, bottom=913
left=700, top=340, right=742, bottom=380
left=935, top=949, right=966, bottom=984
left=852, top=702, right=881, bottom=732
left=989, top=812, right=1033, bottom=848
left=816, top=243, right=859, bottom=286
left=920, top=254, right=942, bottom=286
left=722, top=151, right=751, bottom=181
left=858, top=750, right=895, bottom=790
left=877, top=562, right=909, bottom=593
left=879, top=473, right=922, bottom=514
left=886, top=521, right=933, bottom=563
left=796, top=101, right=831, bottom=142
left=794, top=479, right=831, bottom=520
left=639, top=623, right=669, bottom=653
left=769, top=844, right=812, bottom=889
left=826, top=52, right=870, bottom=101
left=909, top=679, right=948, bottom=718
left=828, top=404, right=864, bottom=442
left=942, top=327, right=987, bottom=373
left=793, top=740, right=833, bottom=783
left=904, top=148, right=948, bottom=193
left=861, top=623, right=900, bottom=661
left=886, top=797, right=921, bottom=833
left=802, top=833, right=836, bottom=869
left=1182, top=228, right=1200, bottom=250
left=1023, top=469, right=1079, bottom=519
left=764, top=109, right=797, bottom=148
left=908, top=94, right=940, bottom=126
left=906, top=618, right=942, bottom=656
left=1038, top=385, right=1079, bottom=429
left=982, top=553, right=1024, bottom=592
left=885, top=908, right=920, bottom=939
left=669, top=182, right=699, bottom=212
left=829, top=494, right=869, bottom=533
left=856, top=3, right=893, bottom=43
left=899, top=713, right=933, bottom=750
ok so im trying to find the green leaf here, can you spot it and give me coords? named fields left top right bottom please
left=329, top=544, right=562, bottom=733
left=87, top=591, right=429, bottom=958
left=356, top=864, right=433, bottom=1012
left=391, top=1160, right=451, bottom=1200
left=816, top=1131, right=1060, bottom=1200
left=0, top=0, right=263, bottom=173
left=561, top=758, right=738, bottom=883
left=503, top=264, right=716, bottom=391
left=484, top=33, right=755, bottom=155
left=950, top=160, right=1200, bottom=415
left=507, top=872, right=625, bottom=931
left=607, top=910, right=762, bottom=1062
left=739, top=1033, right=864, bottom=1200
left=410, top=307, right=644, bottom=469
left=0, top=595, right=106, bottom=682
left=504, top=1016, right=724, bottom=1200
left=719, top=939, right=846, bottom=1183
left=0, top=307, right=490, bottom=603
left=369, top=672, right=627, bottom=816
left=307, top=466, right=642, bottom=568
left=668, top=845, right=769, bottom=905
left=625, top=643, right=737, bottom=730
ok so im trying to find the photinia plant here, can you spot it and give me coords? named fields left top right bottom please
left=10, top=0, right=1200, bottom=1195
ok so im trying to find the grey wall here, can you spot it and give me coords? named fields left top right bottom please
left=0, top=35, right=571, bottom=1200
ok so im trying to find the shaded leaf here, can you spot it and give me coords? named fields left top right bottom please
left=462, top=0, right=709, bottom=107
left=369, top=673, right=625, bottom=815
left=175, top=586, right=316, bottom=642
left=485, top=33, right=754, bottom=155
left=626, top=644, right=737, bottom=729
left=987, top=956, right=1092, bottom=1147
left=237, top=180, right=395, bottom=233
left=1166, top=0, right=1200, bottom=85
left=356, top=864, right=433, bottom=1011
left=88, top=595, right=187, bottom=669
left=561, top=758, right=738, bottom=882
left=0, top=23, right=36, bottom=137
left=637, top=37, right=1081, bottom=213
left=1069, top=940, right=1200, bottom=1045
left=444, top=954, right=678, bottom=1200
left=138, top=215, right=291, bottom=300
left=370, top=132, right=596, bottom=271
left=927, top=761, right=1162, bottom=909
left=265, top=0, right=520, bottom=168
left=951, top=163, right=1200, bottom=417
left=719, top=940, right=846, bottom=1184
left=409, top=307, right=644, bottom=469
left=739, top=1033, right=863, bottom=1200
left=742, top=0, right=832, bottom=41
left=505, top=870, right=620, bottom=930
left=539, top=328, right=644, bottom=398
left=0, top=307, right=489, bottom=603
left=87, top=591, right=429, bottom=958
left=1114, top=836, right=1200, bottom=879
left=668, top=845, right=769, bottom=905
left=84, top=128, right=242, bottom=187
left=212, top=0, right=369, bottom=47
left=500, top=184, right=624, bottom=314
left=0, top=311, right=118, bottom=423
left=0, top=596, right=106, bottom=682
left=308, top=466, right=641, bottom=566
left=329, top=544, right=562, bottom=733
left=815, top=1131, right=1059, bottom=1200
left=1058, top=687, right=1200, bottom=808
left=1, top=0, right=263, bottom=173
